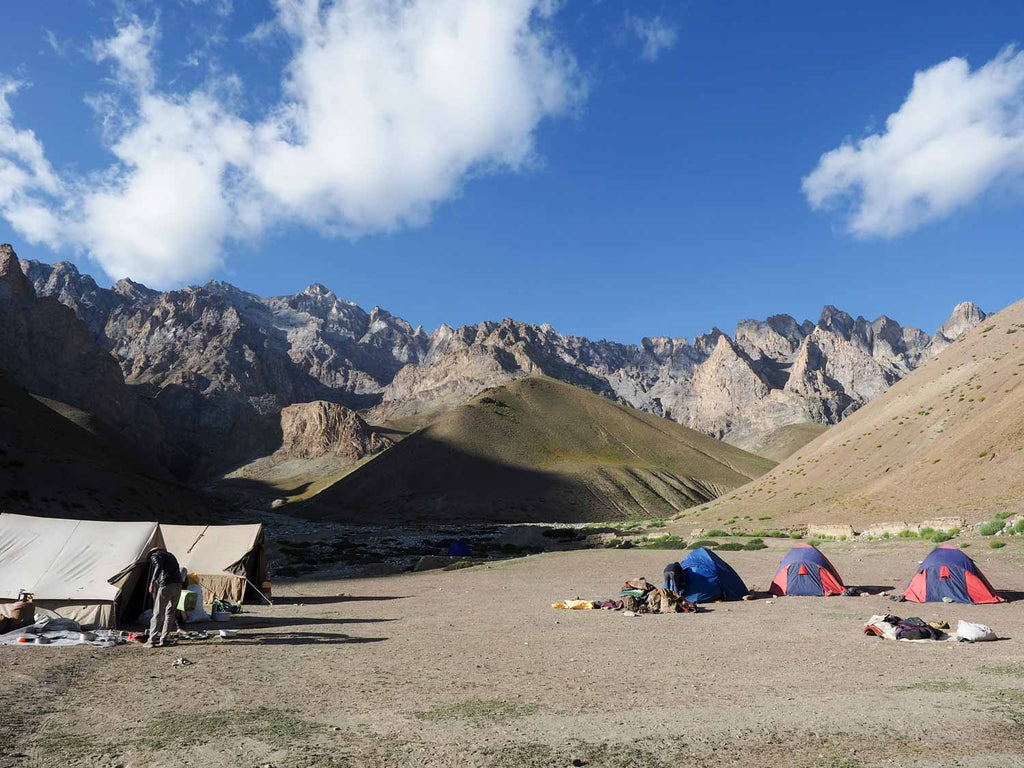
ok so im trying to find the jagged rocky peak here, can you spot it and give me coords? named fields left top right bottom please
left=12, top=248, right=991, bottom=474
left=735, top=313, right=810, bottom=360
left=112, top=276, right=159, bottom=303
left=0, top=244, right=29, bottom=293
left=817, top=305, right=857, bottom=337
left=931, top=301, right=987, bottom=350
left=304, top=282, right=335, bottom=297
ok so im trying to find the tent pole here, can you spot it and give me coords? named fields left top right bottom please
left=243, top=577, right=274, bottom=606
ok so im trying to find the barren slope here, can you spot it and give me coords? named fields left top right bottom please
left=304, top=376, right=774, bottom=523
left=691, top=299, right=1024, bottom=527
left=733, top=421, right=829, bottom=462
left=0, top=369, right=210, bottom=522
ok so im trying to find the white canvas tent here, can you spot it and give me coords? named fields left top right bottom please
left=0, top=513, right=162, bottom=629
left=161, top=524, right=266, bottom=605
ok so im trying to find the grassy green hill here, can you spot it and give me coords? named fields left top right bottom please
left=303, top=376, right=775, bottom=524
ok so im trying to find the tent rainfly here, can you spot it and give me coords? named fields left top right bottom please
left=903, top=546, right=1005, bottom=604
left=161, top=524, right=267, bottom=605
left=677, top=548, right=749, bottom=603
left=0, top=513, right=162, bottom=629
left=769, top=545, right=845, bottom=596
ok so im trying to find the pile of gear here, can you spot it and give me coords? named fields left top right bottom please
left=552, top=576, right=698, bottom=614
left=619, top=577, right=697, bottom=614
left=863, top=614, right=997, bottom=643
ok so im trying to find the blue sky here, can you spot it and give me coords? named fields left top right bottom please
left=0, top=1, right=1022, bottom=343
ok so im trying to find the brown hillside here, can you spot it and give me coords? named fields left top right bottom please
left=690, top=300, right=1024, bottom=527
left=733, top=422, right=828, bottom=462
left=0, top=369, right=210, bottom=522
left=303, top=376, right=774, bottom=524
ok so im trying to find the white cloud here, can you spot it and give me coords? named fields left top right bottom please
left=182, top=0, right=234, bottom=18
left=73, top=92, right=255, bottom=285
left=0, top=79, right=64, bottom=248
left=251, top=0, right=584, bottom=234
left=626, top=13, right=678, bottom=63
left=91, top=16, right=160, bottom=91
left=0, top=1, right=584, bottom=287
left=241, top=19, right=280, bottom=46
left=42, top=29, right=71, bottom=58
left=804, top=47, right=1024, bottom=237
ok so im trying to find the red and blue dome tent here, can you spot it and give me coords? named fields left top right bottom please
left=903, top=546, right=1005, bottom=604
left=769, top=544, right=845, bottom=596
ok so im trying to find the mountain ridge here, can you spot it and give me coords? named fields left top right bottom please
left=13, top=246, right=987, bottom=475
left=689, top=298, right=1024, bottom=525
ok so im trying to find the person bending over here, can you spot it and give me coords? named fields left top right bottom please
left=147, top=547, right=185, bottom=648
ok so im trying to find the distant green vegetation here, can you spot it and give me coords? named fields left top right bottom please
left=990, top=540, right=1006, bottom=549
left=640, top=535, right=687, bottom=550
left=980, top=665, right=1024, bottom=677
left=979, top=520, right=1005, bottom=536
left=688, top=539, right=720, bottom=549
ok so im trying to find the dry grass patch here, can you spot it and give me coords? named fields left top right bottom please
left=138, top=706, right=322, bottom=751
left=413, top=699, right=538, bottom=725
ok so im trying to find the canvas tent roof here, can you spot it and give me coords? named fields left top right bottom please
left=0, top=513, right=161, bottom=627
left=161, top=524, right=266, bottom=604
left=161, top=524, right=264, bottom=577
left=0, top=513, right=160, bottom=602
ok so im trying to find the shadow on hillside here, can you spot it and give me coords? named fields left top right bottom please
left=213, top=476, right=316, bottom=503
left=287, top=430, right=712, bottom=526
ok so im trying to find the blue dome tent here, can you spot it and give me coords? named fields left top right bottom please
left=677, top=548, right=748, bottom=603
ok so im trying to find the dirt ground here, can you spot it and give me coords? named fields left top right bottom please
left=1, top=538, right=1021, bottom=768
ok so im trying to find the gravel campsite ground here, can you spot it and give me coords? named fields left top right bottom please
left=2, top=539, right=1022, bottom=768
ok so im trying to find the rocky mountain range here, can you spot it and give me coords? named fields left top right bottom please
left=10, top=244, right=986, bottom=477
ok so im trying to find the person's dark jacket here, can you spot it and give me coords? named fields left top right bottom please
left=149, top=550, right=185, bottom=589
